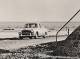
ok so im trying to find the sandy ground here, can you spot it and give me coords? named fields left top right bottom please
left=0, top=31, right=18, bottom=38
left=0, top=36, right=67, bottom=50
left=0, top=30, right=73, bottom=38
left=0, top=30, right=73, bottom=50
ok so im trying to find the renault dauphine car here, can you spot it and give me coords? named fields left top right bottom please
left=19, top=23, right=48, bottom=39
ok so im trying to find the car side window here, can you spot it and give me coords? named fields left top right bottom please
left=24, top=24, right=28, bottom=28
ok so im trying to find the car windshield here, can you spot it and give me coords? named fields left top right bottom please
left=25, top=23, right=38, bottom=28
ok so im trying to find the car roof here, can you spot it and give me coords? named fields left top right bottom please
left=25, top=22, right=40, bottom=24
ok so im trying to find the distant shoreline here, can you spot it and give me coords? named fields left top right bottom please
left=0, top=21, right=79, bottom=23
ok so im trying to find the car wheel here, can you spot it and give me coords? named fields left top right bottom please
left=19, top=36, right=23, bottom=39
left=42, top=35, right=46, bottom=38
left=42, top=32, right=47, bottom=38
left=29, top=37, right=32, bottom=39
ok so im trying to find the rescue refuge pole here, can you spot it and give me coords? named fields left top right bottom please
left=56, top=9, right=80, bottom=44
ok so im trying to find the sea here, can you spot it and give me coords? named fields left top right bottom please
left=0, top=22, right=80, bottom=31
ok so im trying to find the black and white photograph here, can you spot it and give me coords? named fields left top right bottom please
left=0, top=0, right=80, bottom=59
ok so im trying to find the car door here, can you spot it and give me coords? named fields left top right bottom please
left=38, top=24, right=45, bottom=36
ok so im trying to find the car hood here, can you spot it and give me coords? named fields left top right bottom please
left=22, top=28, right=37, bottom=31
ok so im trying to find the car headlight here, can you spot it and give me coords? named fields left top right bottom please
left=19, top=31, right=22, bottom=34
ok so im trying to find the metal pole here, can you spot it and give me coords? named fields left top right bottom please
left=68, top=28, right=69, bottom=36
left=56, top=9, right=80, bottom=43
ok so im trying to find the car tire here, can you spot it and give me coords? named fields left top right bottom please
left=29, top=37, right=32, bottom=39
left=19, top=36, right=23, bottom=39
left=42, top=32, right=47, bottom=38
left=42, top=35, right=46, bottom=38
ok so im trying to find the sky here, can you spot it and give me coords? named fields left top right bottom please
left=0, top=0, right=80, bottom=22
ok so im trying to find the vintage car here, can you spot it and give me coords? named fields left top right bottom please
left=18, top=23, right=48, bottom=39
left=3, top=27, right=14, bottom=30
